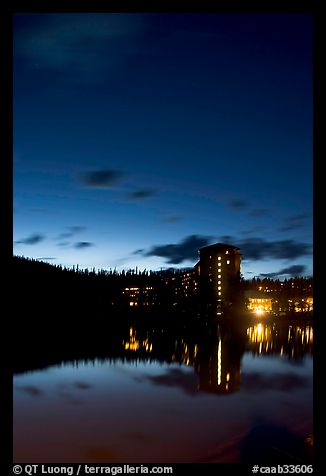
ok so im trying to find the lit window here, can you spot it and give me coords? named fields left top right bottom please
left=218, top=262, right=221, bottom=267
left=218, top=256, right=221, bottom=260
left=218, top=286, right=221, bottom=290
left=218, top=292, right=221, bottom=296
left=226, top=250, right=229, bottom=254
left=218, top=281, right=221, bottom=284
left=227, top=260, right=230, bottom=264
left=218, top=275, right=221, bottom=278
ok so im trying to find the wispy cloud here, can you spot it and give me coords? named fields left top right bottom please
left=80, top=169, right=125, bottom=189
left=259, top=264, right=307, bottom=278
left=219, top=236, right=312, bottom=261
left=18, top=385, right=44, bottom=396
left=227, top=198, right=249, bottom=210
left=125, top=189, right=158, bottom=200
left=74, top=241, right=94, bottom=249
left=139, top=368, right=198, bottom=396
left=57, top=226, right=87, bottom=240
left=249, top=208, right=270, bottom=217
left=162, top=214, right=183, bottom=224
left=242, top=372, right=310, bottom=393
left=15, top=233, right=45, bottom=245
left=140, top=234, right=213, bottom=264
left=278, top=213, right=310, bottom=232
left=14, top=14, right=146, bottom=84
left=36, top=257, right=57, bottom=261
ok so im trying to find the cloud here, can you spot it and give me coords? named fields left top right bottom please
left=278, top=213, right=310, bottom=232
left=19, top=385, right=43, bottom=396
left=80, top=169, right=125, bottom=188
left=219, top=236, right=312, bottom=261
left=259, top=264, right=306, bottom=278
left=74, top=381, right=92, bottom=390
left=126, top=189, right=158, bottom=200
left=36, top=257, right=57, bottom=261
left=162, top=215, right=183, bottom=223
left=227, top=198, right=249, bottom=210
left=57, top=226, right=87, bottom=239
left=241, top=226, right=268, bottom=235
left=14, top=14, right=145, bottom=84
left=242, top=372, right=309, bottom=393
left=57, top=241, right=70, bottom=247
left=74, top=241, right=94, bottom=249
left=249, top=208, right=270, bottom=217
left=133, top=248, right=145, bottom=255
left=15, top=233, right=45, bottom=245
left=142, top=234, right=213, bottom=264
left=142, top=368, right=199, bottom=396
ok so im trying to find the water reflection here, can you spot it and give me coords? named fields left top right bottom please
left=14, top=320, right=313, bottom=463
left=117, top=322, right=313, bottom=395
left=15, top=322, right=313, bottom=394
left=246, top=323, right=313, bottom=359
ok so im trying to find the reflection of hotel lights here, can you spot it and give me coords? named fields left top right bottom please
left=247, top=324, right=313, bottom=356
left=124, top=327, right=153, bottom=353
left=217, top=339, right=221, bottom=385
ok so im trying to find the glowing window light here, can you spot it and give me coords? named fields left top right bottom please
left=226, top=260, right=230, bottom=264
left=218, top=286, right=222, bottom=290
left=218, top=281, right=221, bottom=284
left=218, top=275, right=221, bottom=278
left=218, top=256, right=221, bottom=260
left=217, top=339, right=221, bottom=385
left=218, top=292, right=222, bottom=296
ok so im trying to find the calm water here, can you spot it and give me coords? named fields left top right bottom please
left=13, top=320, right=313, bottom=463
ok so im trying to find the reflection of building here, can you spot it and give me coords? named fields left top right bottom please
left=195, top=335, right=241, bottom=394
left=123, top=327, right=153, bottom=352
left=246, top=323, right=313, bottom=358
left=198, top=243, right=241, bottom=312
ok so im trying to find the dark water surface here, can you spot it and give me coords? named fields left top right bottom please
left=13, top=319, right=313, bottom=463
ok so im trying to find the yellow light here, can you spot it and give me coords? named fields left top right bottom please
left=255, top=309, right=265, bottom=315
left=226, top=372, right=230, bottom=382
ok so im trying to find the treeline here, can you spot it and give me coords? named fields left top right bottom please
left=12, top=256, right=197, bottom=320
left=242, top=276, right=313, bottom=298
left=13, top=255, right=313, bottom=323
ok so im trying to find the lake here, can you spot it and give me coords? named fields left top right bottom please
left=13, top=319, right=313, bottom=463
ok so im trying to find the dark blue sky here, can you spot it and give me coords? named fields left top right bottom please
left=13, top=13, right=313, bottom=279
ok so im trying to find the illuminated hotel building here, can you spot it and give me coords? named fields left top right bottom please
left=198, top=243, right=241, bottom=312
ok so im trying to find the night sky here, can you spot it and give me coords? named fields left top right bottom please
left=13, top=13, right=313, bottom=279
